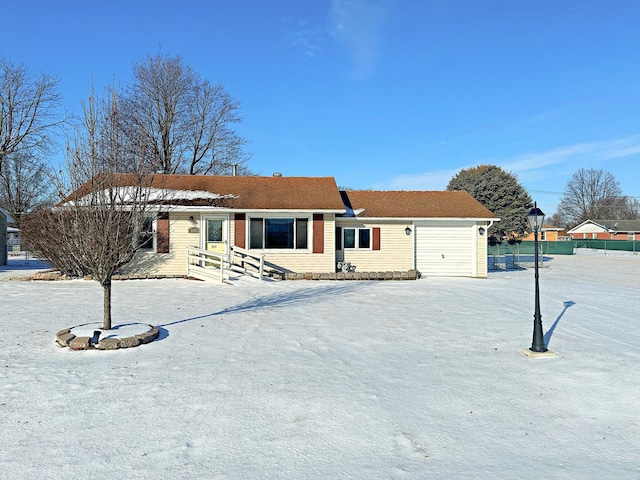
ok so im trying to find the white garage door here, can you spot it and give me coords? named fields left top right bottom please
left=415, top=222, right=475, bottom=277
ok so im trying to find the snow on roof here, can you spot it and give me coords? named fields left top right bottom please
left=64, top=187, right=237, bottom=207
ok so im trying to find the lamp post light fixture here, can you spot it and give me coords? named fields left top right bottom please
left=527, top=203, right=547, bottom=353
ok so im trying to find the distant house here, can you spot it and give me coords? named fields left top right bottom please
left=63, top=174, right=499, bottom=279
left=0, top=207, right=14, bottom=266
left=7, top=226, right=21, bottom=252
left=567, top=220, right=640, bottom=241
left=521, top=224, right=565, bottom=242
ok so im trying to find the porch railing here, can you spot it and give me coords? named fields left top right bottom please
left=228, top=245, right=265, bottom=280
left=186, top=246, right=226, bottom=283
left=186, top=245, right=267, bottom=282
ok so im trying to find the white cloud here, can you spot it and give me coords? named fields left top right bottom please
left=501, top=143, right=597, bottom=174
left=386, top=168, right=461, bottom=191
left=503, top=135, right=640, bottom=181
left=383, top=134, right=640, bottom=191
left=291, top=19, right=324, bottom=59
left=329, top=0, right=389, bottom=79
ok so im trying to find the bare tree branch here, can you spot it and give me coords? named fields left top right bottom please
left=122, top=53, right=251, bottom=175
left=0, top=57, right=67, bottom=170
left=557, top=168, right=637, bottom=227
left=0, top=151, right=55, bottom=221
left=22, top=85, right=164, bottom=330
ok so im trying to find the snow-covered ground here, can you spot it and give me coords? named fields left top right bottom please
left=1, top=250, right=639, bottom=479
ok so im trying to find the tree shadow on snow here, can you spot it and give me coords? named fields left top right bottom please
left=544, top=300, right=575, bottom=347
left=154, top=283, right=367, bottom=342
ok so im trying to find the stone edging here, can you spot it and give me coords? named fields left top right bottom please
left=32, top=270, right=421, bottom=282
left=55, top=324, right=160, bottom=350
left=283, top=270, right=421, bottom=281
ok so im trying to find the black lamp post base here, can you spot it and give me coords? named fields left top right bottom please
left=521, top=348, right=557, bottom=358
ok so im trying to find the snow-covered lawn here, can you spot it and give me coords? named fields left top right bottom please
left=1, top=250, right=639, bottom=479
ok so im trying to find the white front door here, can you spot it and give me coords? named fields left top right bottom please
left=202, top=215, right=228, bottom=255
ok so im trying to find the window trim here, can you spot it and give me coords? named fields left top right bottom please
left=247, top=215, right=311, bottom=251
left=138, top=215, right=156, bottom=251
left=341, top=227, right=373, bottom=250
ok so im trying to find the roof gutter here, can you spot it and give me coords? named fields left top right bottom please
left=162, top=206, right=347, bottom=214
left=342, top=216, right=501, bottom=222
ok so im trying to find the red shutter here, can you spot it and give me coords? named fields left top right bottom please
left=156, top=212, right=170, bottom=253
left=372, top=227, right=381, bottom=250
left=313, top=214, right=324, bottom=253
left=235, top=213, right=246, bottom=248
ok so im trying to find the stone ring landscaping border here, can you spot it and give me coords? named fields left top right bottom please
left=55, top=323, right=159, bottom=350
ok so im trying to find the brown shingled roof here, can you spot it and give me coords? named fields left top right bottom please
left=154, top=175, right=345, bottom=210
left=66, top=174, right=346, bottom=211
left=341, top=190, right=497, bottom=219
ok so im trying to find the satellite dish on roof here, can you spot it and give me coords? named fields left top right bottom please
left=273, top=172, right=282, bottom=177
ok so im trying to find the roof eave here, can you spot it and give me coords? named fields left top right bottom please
left=339, top=216, right=500, bottom=222
left=159, top=206, right=346, bottom=214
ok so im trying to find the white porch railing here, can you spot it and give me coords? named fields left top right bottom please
left=186, top=245, right=267, bottom=282
left=228, top=245, right=265, bottom=280
left=186, top=246, right=226, bottom=283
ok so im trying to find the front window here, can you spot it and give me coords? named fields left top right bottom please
left=342, top=227, right=371, bottom=249
left=138, top=216, right=154, bottom=250
left=249, top=217, right=308, bottom=250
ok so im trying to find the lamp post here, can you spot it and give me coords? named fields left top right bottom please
left=528, top=203, right=547, bottom=353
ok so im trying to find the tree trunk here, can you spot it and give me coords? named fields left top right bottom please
left=102, top=278, right=112, bottom=330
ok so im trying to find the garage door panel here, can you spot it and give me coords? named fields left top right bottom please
left=416, top=225, right=474, bottom=277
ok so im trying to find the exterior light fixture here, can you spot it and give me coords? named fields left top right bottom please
left=479, top=227, right=485, bottom=236
left=405, top=226, right=412, bottom=236
left=527, top=203, right=547, bottom=353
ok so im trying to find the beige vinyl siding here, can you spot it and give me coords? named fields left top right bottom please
left=336, top=220, right=414, bottom=271
left=476, top=223, right=489, bottom=278
left=120, top=212, right=199, bottom=277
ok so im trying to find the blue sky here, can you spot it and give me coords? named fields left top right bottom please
left=3, top=0, right=639, bottom=214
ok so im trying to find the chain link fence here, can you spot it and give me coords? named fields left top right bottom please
left=488, top=241, right=573, bottom=271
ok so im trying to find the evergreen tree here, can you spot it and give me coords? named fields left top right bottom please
left=447, top=165, right=532, bottom=242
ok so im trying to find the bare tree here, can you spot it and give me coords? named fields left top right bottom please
left=557, top=168, right=637, bottom=227
left=123, top=53, right=250, bottom=175
left=0, top=151, right=55, bottom=221
left=21, top=87, right=161, bottom=330
left=0, top=57, right=66, bottom=173
left=187, top=81, right=249, bottom=175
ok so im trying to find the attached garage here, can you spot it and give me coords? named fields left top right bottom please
left=340, top=190, right=497, bottom=278
left=415, top=221, right=476, bottom=277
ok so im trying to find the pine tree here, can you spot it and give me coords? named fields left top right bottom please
left=447, top=165, right=532, bottom=242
